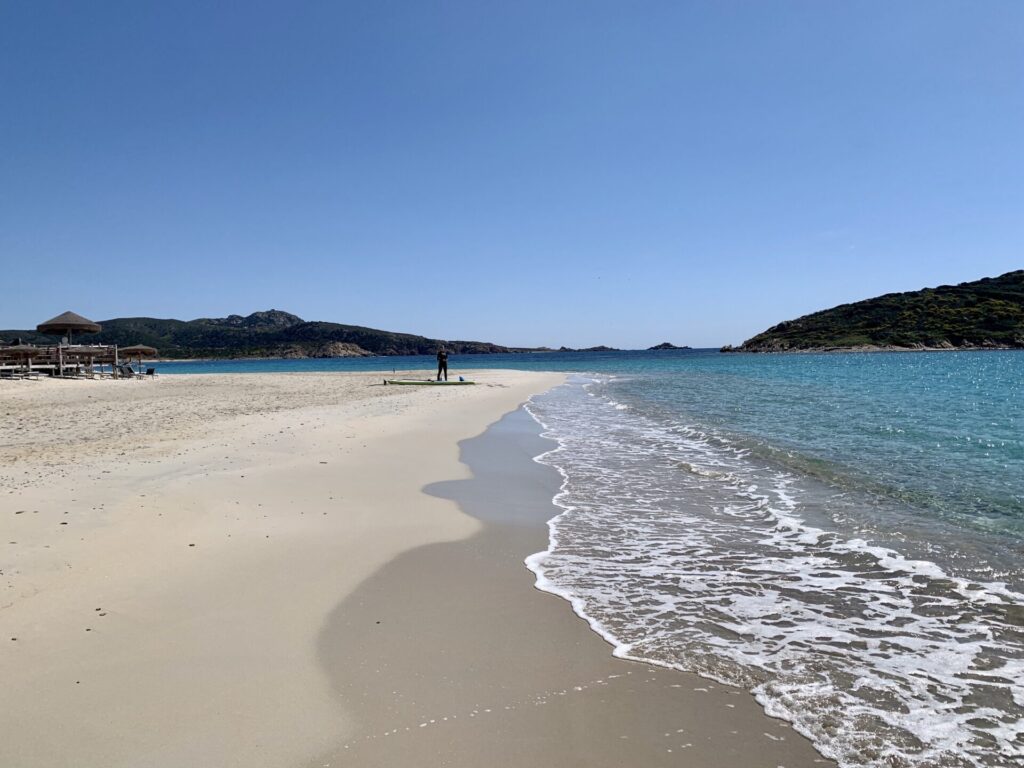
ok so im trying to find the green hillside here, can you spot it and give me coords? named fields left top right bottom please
left=1, top=310, right=533, bottom=359
left=726, top=270, right=1024, bottom=352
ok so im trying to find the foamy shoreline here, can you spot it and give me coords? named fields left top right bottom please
left=308, top=405, right=832, bottom=767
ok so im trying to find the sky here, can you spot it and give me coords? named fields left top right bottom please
left=1, top=1, right=1022, bottom=348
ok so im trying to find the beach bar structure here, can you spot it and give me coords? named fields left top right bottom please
left=0, top=311, right=155, bottom=379
left=0, top=342, right=120, bottom=379
left=0, top=345, right=47, bottom=378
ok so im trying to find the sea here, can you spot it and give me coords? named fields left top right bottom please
left=160, top=350, right=1024, bottom=767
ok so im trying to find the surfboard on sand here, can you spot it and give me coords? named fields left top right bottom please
left=383, top=379, right=476, bottom=386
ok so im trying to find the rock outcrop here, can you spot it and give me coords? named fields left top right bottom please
left=279, top=342, right=374, bottom=358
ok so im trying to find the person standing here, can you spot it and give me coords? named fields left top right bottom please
left=436, top=346, right=449, bottom=381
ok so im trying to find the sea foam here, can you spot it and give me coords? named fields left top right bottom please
left=525, top=378, right=1024, bottom=768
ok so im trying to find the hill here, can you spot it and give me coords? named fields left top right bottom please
left=1, top=310, right=534, bottom=359
left=723, top=271, right=1024, bottom=353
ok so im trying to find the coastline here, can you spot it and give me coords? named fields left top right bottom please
left=0, top=370, right=561, bottom=767
left=149, top=343, right=1024, bottom=367
left=2, top=369, right=833, bottom=767
left=722, top=343, right=1024, bottom=354
left=308, top=406, right=833, bottom=767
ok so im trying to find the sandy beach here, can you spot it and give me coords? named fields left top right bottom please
left=1, top=371, right=830, bottom=767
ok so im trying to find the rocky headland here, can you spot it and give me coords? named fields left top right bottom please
left=723, top=270, right=1024, bottom=353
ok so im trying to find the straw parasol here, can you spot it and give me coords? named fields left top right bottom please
left=0, top=345, right=45, bottom=373
left=36, top=311, right=102, bottom=344
left=120, top=344, right=157, bottom=373
left=120, top=344, right=157, bottom=357
left=1, top=345, right=45, bottom=359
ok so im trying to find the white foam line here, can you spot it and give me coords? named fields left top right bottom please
left=521, top=380, right=1024, bottom=768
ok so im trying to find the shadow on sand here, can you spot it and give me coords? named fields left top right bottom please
left=307, top=408, right=831, bottom=768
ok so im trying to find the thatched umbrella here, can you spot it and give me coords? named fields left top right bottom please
left=36, top=311, right=102, bottom=344
left=0, top=345, right=45, bottom=374
left=36, top=312, right=104, bottom=376
left=120, top=344, right=157, bottom=374
left=2, top=345, right=45, bottom=356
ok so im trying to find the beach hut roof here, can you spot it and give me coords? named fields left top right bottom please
left=120, top=344, right=158, bottom=356
left=0, top=345, right=45, bottom=356
left=37, top=311, right=102, bottom=336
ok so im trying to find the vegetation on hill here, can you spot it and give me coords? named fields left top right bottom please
left=724, top=270, right=1024, bottom=352
left=555, top=345, right=622, bottom=352
left=1, top=310, right=535, bottom=359
left=648, top=342, right=691, bottom=350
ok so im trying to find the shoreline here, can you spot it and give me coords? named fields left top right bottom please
left=3, top=369, right=833, bottom=766
left=308, top=406, right=833, bottom=767
left=145, top=344, right=1024, bottom=366
left=723, top=344, right=1024, bottom=354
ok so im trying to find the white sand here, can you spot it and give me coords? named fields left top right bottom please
left=0, top=371, right=562, bottom=767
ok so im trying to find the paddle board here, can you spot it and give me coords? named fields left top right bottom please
left=384, top=379, right=475, bottom=386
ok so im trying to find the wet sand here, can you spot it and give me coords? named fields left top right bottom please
left=309, top=407, right=834, bottom=767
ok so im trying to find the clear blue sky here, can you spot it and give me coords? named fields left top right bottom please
left=1, top=1, right=1021, bottom=348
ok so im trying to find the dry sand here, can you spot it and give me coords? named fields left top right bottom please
left=1, top=371, right=557, bottom=767
left=1, top=371, right=832, bottom=767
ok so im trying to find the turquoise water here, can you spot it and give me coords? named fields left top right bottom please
left=163, top=350, right=1024, bottom=764
left=620, top=351, right=1024, bottom=543
left=519, top=351, right=1023, bottom=768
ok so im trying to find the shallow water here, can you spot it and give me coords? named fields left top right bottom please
left=524, top=354, right=1023, bottom=768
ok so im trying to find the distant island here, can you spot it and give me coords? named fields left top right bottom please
left=0, top=310, right=549, bottom=360
left=723, top=270, right=1024, bottom=353
left=647, top=342, right=691, bottom=351
left=556, top=345, right=622, bottom=353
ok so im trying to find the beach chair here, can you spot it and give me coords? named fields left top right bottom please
left=146, top=367, right=156, bottom=377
